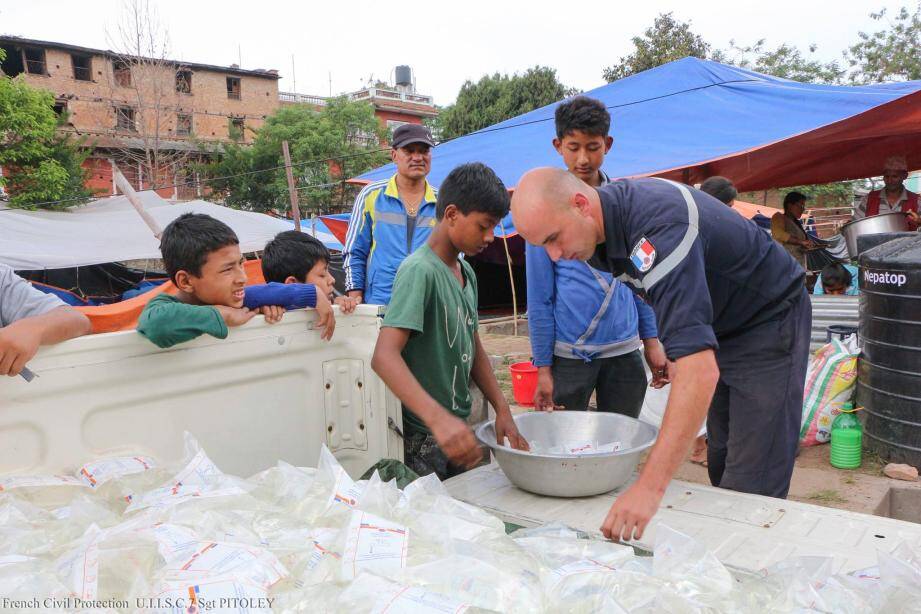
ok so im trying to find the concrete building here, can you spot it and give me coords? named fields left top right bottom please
left=0, top=36, right=280, bottom=198
left=279, top=65, right=438, bottom=143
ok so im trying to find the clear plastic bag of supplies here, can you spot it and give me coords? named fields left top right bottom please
left=337, top=571, right=485, bottom=614
left=125, top=433, right=251, bottom=513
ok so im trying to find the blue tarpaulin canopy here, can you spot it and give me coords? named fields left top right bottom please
left=356, top=58, right=921, bottom=236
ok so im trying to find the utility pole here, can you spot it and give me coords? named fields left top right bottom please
left=281, top=140, right=302, bottom=232
left=113, top=166, right=163, bottom=238
left=291, top=55, right=296, bottom=93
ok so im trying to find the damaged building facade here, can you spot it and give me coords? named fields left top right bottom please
left=0, top=36, right=281, bottom=199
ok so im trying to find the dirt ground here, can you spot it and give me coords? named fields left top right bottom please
left=481, top=330, right=921, bottom=519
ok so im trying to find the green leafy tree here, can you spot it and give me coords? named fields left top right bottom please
left=602, top=13, right=711, bottom=82
left=845, top=3, right=921, bottom=83
left=201, top=98, right=388, bottom=213
left=0, top=48, right=90, bottom=209
left=435, top=67, right=575, bottom=141
left=714, top=41, right=844, bottom=84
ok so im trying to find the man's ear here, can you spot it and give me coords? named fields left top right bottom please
left=284, top=276, right=299, bottom=284
left=552, top=137, right=563, bottom=155
left=573, top=192, right=592, bottom=217
left=604, top=136, right=614, bottom=154
left=390, top=149, right=398, bottom=163
left=174, top=270, right=194, bottom=292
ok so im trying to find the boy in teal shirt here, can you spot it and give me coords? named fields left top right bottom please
left=372, top=163, right=529, bottom=479
left=138, top=213, right=334, bottom=348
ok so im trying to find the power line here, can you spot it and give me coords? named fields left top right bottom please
left=2, top=146, right=390, bottom=210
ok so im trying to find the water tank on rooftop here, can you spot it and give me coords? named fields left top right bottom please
left=857, top=235, right=921, bottom=468
left=395, top=65, right=413, bottom=88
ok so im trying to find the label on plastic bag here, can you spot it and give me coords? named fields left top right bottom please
left=173, top=543, right=285, bottom=589
left=0, top=475, right=87, bottom=491
left=305, top=528, right=342, bottom=571
left=56, top=536, right=100, bottom=600
left=371, top=585, right=469, bottom=614
left=328, top=468, right=362, bottom=510
left=342, top=511, right=409, bottom=580
left=77, top=456, right=156, bottom=487
left=155, top=525, right=287, bottom=589
left=126, top=449, right=245, bottom=512
left=149, top=577, right=272, bottom=613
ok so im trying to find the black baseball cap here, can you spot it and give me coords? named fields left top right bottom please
left=391, top=124, right=435, bottom=149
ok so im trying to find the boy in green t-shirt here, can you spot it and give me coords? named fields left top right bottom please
left=372, top=163, right=529, bottom=480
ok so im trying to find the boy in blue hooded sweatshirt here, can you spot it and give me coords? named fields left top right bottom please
left=526, top=96, right=669, bottom=415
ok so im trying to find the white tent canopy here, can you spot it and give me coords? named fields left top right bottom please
left=0, top=193, right=319, bottom=270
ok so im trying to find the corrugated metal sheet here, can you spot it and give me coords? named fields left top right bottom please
left=810, top=294, right=859, bottom=351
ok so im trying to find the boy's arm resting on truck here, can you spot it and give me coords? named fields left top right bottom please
left=137, top=295, right=230, bottom=349
left=470, top=332, right=529, bottom=450
left=371, top=326, right=483, bottom=469
left=243, top=283, right=334, bottom=340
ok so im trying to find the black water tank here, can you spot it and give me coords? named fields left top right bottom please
left=857, top=235, right=921, bottom=467
left=856, top=231, right=918, bottom=257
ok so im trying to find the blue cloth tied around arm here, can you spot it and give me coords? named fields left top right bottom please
left=243, top=283, right=317, bottom=310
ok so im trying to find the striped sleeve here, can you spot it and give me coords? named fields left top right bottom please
left=343, top=181, right=385, bottom=292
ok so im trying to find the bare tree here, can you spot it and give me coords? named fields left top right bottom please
left=104, top=0, right=194, bottom=193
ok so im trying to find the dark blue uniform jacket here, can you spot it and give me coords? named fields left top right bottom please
left=588, top=178, right=804, bottom=361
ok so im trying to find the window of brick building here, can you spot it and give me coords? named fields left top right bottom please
left=176, top=69, right=192, bottom=94
left=1, top=44, right=25, bottom=76
left=72, top=54, right=92, bottom=81
left=24, top=47, right=47, bottom=75
left=176, top=113, right=192, bottom=136
left=116, top=106, right=137, bottom=132
left=113, top=59, right=131, bottom=87
left=52, top=99, right=68, bottom=117
left=228, top=116, right=244, bottom=140
left=226, top=77, right=241, bottom=100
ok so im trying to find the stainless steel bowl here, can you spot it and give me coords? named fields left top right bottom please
left=841, top=212, right=910, bottom=258
left=475, top=411, right=658, bottom=497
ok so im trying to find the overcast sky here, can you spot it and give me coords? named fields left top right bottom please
left=0, top=0, right=909, bottom=104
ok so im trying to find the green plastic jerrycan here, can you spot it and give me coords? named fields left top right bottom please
left=830, top=402, right=862, bottom=469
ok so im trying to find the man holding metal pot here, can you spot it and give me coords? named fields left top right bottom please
left=854, top=155, right=919, bottom=231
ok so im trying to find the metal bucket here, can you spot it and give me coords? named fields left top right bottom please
left=475, top=411, right=658, bottom=497
left=841, top=212, right=910, bottom=258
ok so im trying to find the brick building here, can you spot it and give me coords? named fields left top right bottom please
left=0, top=36, right=280, bottom=199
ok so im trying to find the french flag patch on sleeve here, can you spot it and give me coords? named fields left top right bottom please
left=630, top=237, right=657, bottom=273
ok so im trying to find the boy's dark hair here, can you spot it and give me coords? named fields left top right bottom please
left=436, top=163, right=510, bottom=221
left=159, top=213, right=239, bottom=282
left=699, top=176, right=737, bottom=205
left=821, top=262, right=852, bottom=289
left=554, top=96, right=611, bottom=139
left=261, top=230, right=330, bottom=283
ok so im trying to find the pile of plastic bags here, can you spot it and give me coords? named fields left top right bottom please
left=1, top=434, right=920, bottom=613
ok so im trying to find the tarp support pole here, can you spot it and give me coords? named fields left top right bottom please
left=113, top=166, right=163, bottom=239
left=498, top=220, right=518, bottom=337
left=282, top=140, right=302, bottom=232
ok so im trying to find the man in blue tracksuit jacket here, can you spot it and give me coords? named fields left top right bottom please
left=528, top=96, right=667, bottom=415
left=343, top=124, right=438, bottom=306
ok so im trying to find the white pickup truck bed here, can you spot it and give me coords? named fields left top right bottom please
left=0, top=306, right=402, bottom=478
left=444, top=463, right=921, bottom=575
left=3, top=307, right=920, bottom=579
